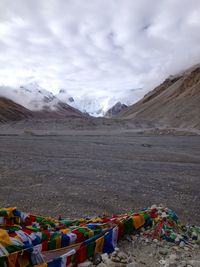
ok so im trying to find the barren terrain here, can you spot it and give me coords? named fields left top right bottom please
left=0, top=120, right=199, bottom=224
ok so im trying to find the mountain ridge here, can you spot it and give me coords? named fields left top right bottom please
left=0, top=83, right=85, bottom=120
left=118, top=65, right=200, bottom=129
left=0, top=97, right=32, bottom=122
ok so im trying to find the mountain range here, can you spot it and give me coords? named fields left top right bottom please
left=0, top=64, right=200, bottom=129
left=0, top=84, right=132, bottom=117
left=0, top=83, right=84, bottom=121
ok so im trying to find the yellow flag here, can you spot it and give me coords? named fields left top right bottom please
left=95, top=236, right=104, bottom=254
left=0, top=229, right=12, bottom=246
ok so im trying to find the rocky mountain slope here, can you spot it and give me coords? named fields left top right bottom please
left=118, top=65, right=200, bottom=129
left=0, top=97, right=32, bottom=122
left=0, top=83, right=56, bottom=111
left=105, top=102, right=128, bottom=118
left=33, top=101, right=86, bottom=119
left=0, top=84, right=85, bottom=120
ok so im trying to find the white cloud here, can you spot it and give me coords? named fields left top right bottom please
left=0, top=0, right=200, bottom=107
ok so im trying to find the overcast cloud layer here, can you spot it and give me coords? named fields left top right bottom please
left=0, top=0, right=200, bottom=102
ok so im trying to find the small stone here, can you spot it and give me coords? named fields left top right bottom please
left=126, top=261, right=139, bottom=267
left=78, top=261, right=93, bottom=267
left=139, top=259, right=146, bottom=265
left=179, top=241, right=185, bottom=248
left=159, top=248, right=169, bottom=256
left=187, top=260, right=200, bottom=267
left=159, top=259, right=167, bottom=265
left=161, top=212, right=167, bottom=218
left=101, top=253, right=109, bottom=263
left=121, top=258, right=128, bottom=264
left=124, top=235, right=132, bottom=242
left=99, top=258, right=114, bottom=267
left=169, top=254, right=178, bottom=262
left=112, top=251, right=118, bottom=257
left=96, top=263, right=107, bottom=267
left=118, top=252, right=127, bottom=260
left=172, top=246, right=180, bottom=251
left=93, top=253, right=102, bottom=265
left=177, top=261, right=187, bottom=267
left=111, top=256, right=121, bottom=263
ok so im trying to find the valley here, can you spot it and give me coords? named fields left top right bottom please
left=0, top=125, right=199, bottom=224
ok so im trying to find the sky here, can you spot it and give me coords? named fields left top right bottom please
left=0, top=0, right=200, bottom=104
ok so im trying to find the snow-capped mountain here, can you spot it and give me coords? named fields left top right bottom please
left=56, top=88, right=143, bottom=117
left=0, top=83, right=85, bottom=118
left=105, top=102, right=128, bottom=118
left=56, top=90, right=104, bottom=116
left=0, top=83, right=143, bottom=117
left=56, top=89, right=75, bottom=104
left=0, top=83, right=59, bottom=111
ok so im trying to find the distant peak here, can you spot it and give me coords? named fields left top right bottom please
left=59, top=89, right=66, bottom=94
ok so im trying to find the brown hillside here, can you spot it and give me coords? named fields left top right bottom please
left=118, top=65, right=200, bottom=129
left=32, top=101, right=87, bottom=119
left=0, top=97, right=32, bottom=122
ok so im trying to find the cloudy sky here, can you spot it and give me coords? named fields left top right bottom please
left=0, top=0, right=200, bottom=102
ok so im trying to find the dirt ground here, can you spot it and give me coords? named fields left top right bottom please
left=0, top=120, right=200, bottom=224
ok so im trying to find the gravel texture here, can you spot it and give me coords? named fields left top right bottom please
left=0, top=125, right=199, bottom=224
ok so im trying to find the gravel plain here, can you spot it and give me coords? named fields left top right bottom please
left=0, top=120, right=199, bottom=224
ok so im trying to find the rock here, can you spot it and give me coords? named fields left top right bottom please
left=193, top=244, right=199, bottom=249
left=124, top=235, right=132, bottom=242
left=187, top=260, right=200, bottom=267
left=112, top=251, right=118, bottom=257
left=169, top=254, right=178, bottom=262
left=104, top=260, right=125, bottom=267
left=172, top=246, right=180, bottom=251
left=121, top=258, right=128, bottom=264
left=126, top=261, right=139, bottom=267
left=93, top=253, right=102, bottom=265
left=179, top=241, right=185, bottom=248
left=111, top=256, right=121, bottom=263
left=161, top=212, right=168, bottom=218
left=159, top=248, right=169, bottom=256
left=96, top=263, right=107, bottom=267
left=145, top=238, right=150, bottom=244
left=78, top=261, right=93, bottom=267
left=118, top=252, right=127, bottom=260
left=169, top=264, right=178, bottom=267
left=177, top=261, right=187, bottom=267
left=101, top=253, right=109, bottom=263
left=101, top=254, right=112, bottom=266
left=159, top=259, right=168, bottom=265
